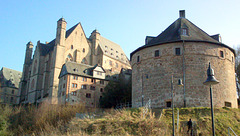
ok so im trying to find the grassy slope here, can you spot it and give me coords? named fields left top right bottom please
left=63, top=107, right=240, bottom=136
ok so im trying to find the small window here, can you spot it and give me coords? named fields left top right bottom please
left=10, top=97, right=13, bottom=103
left=116, top=51, right=118, bottom=53
left=109, top=60, right=112, bottom=66
left=72, top=83, right=74, bottom=88
left=220, top=51, right=224, bottom=58
left=105, top=46, right=108, bottom=49
left=166, top=101, right=171, bottom=107
left=91, top=79, right=96, bottom=83
left=62, top=91, right=65, bottom=96
left=72, top=91, right=77, bottom=96
left=137, top=56, right=140, bottom=63
left=155, top=50, right=160, bottom=57
left=105, top=50, right=108, bottom=53
left=111, top=48, right=113, bottom=51
left=73, top=76, right=75, bottom=79
left=100, top=80, right=104, bottom=85
left=225, top=102, right=232, bottom=107
left=76, top=76, right=78, bottom=80
left=100, top=88, right=104, bottom=92
left=116, top=63, right=118, bottom=68
left=81, top=85, right=87, bottom=89
left=71, top=45, right=73, bottom=49
left=63, top=84, right=65, bottom=88
left=83, top=48, right=85, bottom=53
left=12, top=90, right=14, bottom=94
left=182, top=28, right=188, bottom=36
left=75, top=84, right=77, bottom=88
left=232, top=56, right=234, bottom=62
left=111, top=53, right=113, bottom=56
left=175, top=48, right=181, bottom=55
left=64, top=76, right=66, bottom=80
left=86, top=93, right=91, bottom=98
left=90, top=86, right=96, bottom=90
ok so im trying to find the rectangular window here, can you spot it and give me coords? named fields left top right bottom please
left=225, top=102, right=232, bottom=107
left=100, top=88, right=104, bottom=92
left=72, top=83, right=74, bottom=88
left=81, top=85, right=87, bottom=89
left=109, top=60, right=112, bottom=66
left=90, top=86, right=96, bottom=90
left=182, top=28, right=188, bottom=36
left=76, top=76, right=78, bottom=80
left=75, top=84, right=77, bottom=88
left=12, top=90, right=14, bottom=94
left=86, top=93, right=91, bottom=98
left=73, top=76, right=75, bottom=79
left=175, top=48, right=181, bottom=55
left=10, top=97, right=13, bottom=103
left=166, top=101, right=171, bottom=107
left=91, top=79, right=96, bottom=83
left=72, top=91, right=77, bottom=96
left=100, top=80, right=104, bottom=85
left=220, top=51, right=224, bottom=58
left=137, top=56, right=140, bottom=62
left=155, top=50, right=160, bottom=57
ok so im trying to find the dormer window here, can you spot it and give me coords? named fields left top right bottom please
left=181, top=28, right=188, bottom=36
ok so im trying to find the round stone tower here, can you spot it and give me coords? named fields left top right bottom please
left=130, top=10, right=237, bottom=108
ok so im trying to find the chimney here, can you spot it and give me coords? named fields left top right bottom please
left=179, top=10, right=185, bottom=18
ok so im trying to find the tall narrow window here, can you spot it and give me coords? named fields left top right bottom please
left=175, top=48, right=181, bottom=55
left=220, top=51, right=224, bottom=58
left=155, top=50, right=160, bottom=57
left=83, top=48, right=85, bottom=53
left=137, top=56, right=140, bottom=63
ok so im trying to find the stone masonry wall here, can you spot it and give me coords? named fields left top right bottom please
left=131, top=42, right=237, bottom=108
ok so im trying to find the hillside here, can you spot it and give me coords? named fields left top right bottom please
left=0, top=105, right=239, bottom=135
left=40, top=107, right=240, bottom=136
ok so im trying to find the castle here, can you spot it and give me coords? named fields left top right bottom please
left=131, top=11, right=238, bottom=108
left=18, top=18, right=131, bottom=105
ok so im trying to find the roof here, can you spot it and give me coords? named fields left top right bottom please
left=59, top=61, right=105, bottom=79
left=39, top=23, right=80, bottom=56
left=0, top=67, right=22, bottom=88
left=98, top=35, right=130, bottom=65
left=130, top=17, right=235, bottom=59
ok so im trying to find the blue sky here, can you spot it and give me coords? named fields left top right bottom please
left=1, top=0, right=240, bottom=72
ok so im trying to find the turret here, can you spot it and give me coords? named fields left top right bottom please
left=90, top=29, right=100, bottom=55
left=56, top=18, right=67, bottom=46
left=24, top=41, right=33, bottom=64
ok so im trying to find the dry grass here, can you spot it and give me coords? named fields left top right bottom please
left=0, top=101, right=86, bottom=135
left=0, top=104, right=239, bottom=136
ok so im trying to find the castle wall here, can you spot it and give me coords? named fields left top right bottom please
left=131, top=42, right=237, bottom=108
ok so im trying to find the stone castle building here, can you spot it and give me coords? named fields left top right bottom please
left=131, top=11, right=238, bottom=108
left=0, top=67, right=22, bottom=105
left=58, top=62, right=108, bottom=107
left=19, top=18, right=131, bottom=104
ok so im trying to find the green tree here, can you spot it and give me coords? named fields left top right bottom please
left=100, top=76, right=132, bottom=108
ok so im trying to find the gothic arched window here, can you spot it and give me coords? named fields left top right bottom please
left=66, top=54, right=73, bottom=62
left=31, top=79, right=35, bottom=90
left=33, top=60, right=37, bottom=74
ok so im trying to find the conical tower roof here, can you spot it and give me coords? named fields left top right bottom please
left=130, top=11, right=235, bottom=58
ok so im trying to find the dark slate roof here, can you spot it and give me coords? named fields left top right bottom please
left=59, top=62, right=105, bottom=79
left=65, top=23, right=79, bottom=38
left=38, top=23, right=80, bottom=56
left=0, top=67, right=22, bottom=88
left=39, top=39, right=55, bottom=56
left=130, top=17, right=235, bottom=59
